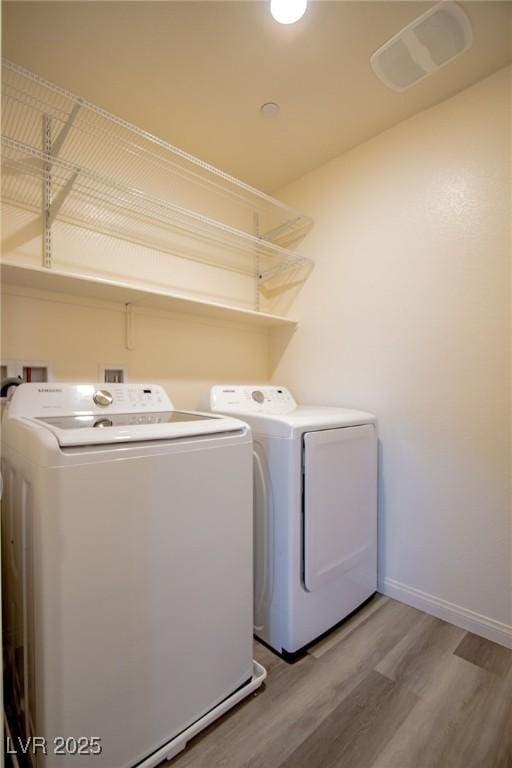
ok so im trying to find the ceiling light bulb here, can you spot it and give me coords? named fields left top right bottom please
left=270, top=0, right=307, bottom=25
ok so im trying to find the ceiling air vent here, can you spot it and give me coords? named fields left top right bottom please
left=370, top=2, right=473, bottom=92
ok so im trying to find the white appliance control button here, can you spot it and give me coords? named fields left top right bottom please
left=93, top=389, right=113, bottom=407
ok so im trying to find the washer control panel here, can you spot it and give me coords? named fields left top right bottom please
left=211, top=385, right=297, bottom=414
left=7, top=383, right=174, bottom=419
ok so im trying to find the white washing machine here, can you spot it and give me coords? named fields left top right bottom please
left=1, top=383, right=265, bottom=768
left=210, top=385, right=377, bottom=659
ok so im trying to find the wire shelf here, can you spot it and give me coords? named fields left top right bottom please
left=2, top=137, right=309, bottom=280
left=2, top=59, right=313, bottom=242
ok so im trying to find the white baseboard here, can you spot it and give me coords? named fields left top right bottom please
left=379, top=577, right=512, bottom=649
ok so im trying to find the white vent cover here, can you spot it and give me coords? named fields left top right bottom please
left=370, top=2, right=473, bottom=92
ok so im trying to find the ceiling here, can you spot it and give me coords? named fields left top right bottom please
left=2, top=1, right=511, bottom=192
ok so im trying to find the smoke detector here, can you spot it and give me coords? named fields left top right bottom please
left=260, top=102, right=281, bottom=119
left=370, top=2, right=473, bottom=92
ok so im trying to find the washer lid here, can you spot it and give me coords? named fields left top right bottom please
left=6, top=382, right=248, bottom=446
left=24, top=410, right=245, bottom=447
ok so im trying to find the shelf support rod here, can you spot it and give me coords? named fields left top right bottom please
left=125, top=303, right=135, bottom=351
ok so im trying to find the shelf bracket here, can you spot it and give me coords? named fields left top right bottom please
left=125, top=303, right=135, bottom=351
left=254, top=212, right=261, bottom=312
left=41, top=104, right=82, bottom=268
left=259, top=216, right=303, bottom=243
left=50, top=100, right=82, bottom=159
left=47, top=170, right=79, bottom=227
left=42, top=114, right=53, bottom=269
left=259, top=257, right=304, bottom=284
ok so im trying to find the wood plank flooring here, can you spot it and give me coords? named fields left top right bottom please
left=169, top=595, right=512, bottom=768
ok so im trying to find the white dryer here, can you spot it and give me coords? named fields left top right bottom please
left=2, top=383, right=265, bottom=768
left=210, top=385, right=377, bottom=660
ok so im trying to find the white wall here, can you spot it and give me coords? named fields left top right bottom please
left=1, top=286, right=270, bottom=411
left=271, top=66, right=512, bottom=645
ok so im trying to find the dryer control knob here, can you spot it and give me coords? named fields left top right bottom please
left=252, top=390, right=265, bottom=403
left=93, top=389, right=113, bottom=407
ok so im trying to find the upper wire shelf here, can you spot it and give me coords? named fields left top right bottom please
left=2, top=137, right=306, bottom=281
left=2, top=59, right=313, bottom=244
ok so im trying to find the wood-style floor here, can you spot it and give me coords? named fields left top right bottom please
left=170, top=595, right=512, bottom=768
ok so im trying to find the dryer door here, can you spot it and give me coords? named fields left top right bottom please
left=303, top=424, right=377, bottom=592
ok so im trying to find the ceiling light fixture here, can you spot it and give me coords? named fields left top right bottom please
left=270, top=0, right=307, bottom=25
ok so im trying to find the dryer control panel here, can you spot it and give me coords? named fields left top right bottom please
left=210, top=385, right=297, bottom=415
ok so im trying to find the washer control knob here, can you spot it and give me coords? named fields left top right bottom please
left=252, top=390, right=265, bottom=404
left=93, top=389, right=113, bottom=407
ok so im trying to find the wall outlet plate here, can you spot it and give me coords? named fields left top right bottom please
left=1, top=359, right=52, bottom=383
left=98, top=364, right=128, bottom=384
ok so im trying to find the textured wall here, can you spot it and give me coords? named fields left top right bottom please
left=271, top=66, right=512, bottom=641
